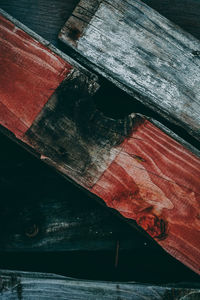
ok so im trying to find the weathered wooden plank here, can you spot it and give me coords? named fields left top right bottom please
left=0, top=0, right=200, bottom=254
left=59, top=0, right=200, bottom=142
left=0, top=0, right=80, bottom=47
left=0, top=133, right=151, bottom=252
left=142, top=0, right=200, bottom=40
left=1, top=137, right=199, bottom=283
left=0, top=269, right=199, bottom=300
left=0, top=10, right=200, bottom=274
left=0, top=10, right=99, bottom=139
left=1, top=0, right=200, bottom=45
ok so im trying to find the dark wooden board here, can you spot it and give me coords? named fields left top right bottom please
left=0, top=133, right=151, bottom=253
left=0, top=269, right=199, bottom=300
left=0, top=0, right=80, bottom=47
left=59, top=0, right=200, bottom=142
left=0, top=9, right=200, bottom=275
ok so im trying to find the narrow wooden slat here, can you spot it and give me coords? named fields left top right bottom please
left=59, top=0, right=200, bottom=142
left=0, top=269, right=199, bottom=300
left=0, top=10, right=200, bottom=274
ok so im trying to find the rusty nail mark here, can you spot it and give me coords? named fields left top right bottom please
left=136, top=213, right=167, bottom=240
left=68, top=27, right=81, bottom=41
left=25, top=224, right=39, bottom=238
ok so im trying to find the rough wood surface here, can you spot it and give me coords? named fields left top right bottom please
left=0, top=269, right=199, bottom=300
left=0, top=134, right=150, bottom=252
left=143, top=0, right=200, bottom=41
left=1, top=0, right=200, bottom=44
left=0, top=16, right=72, bottom=137
left=0, top=9, right=99, bottom=139
left=59, top=0, right=200, bottom=142
left=0, top=9, right=200, bottom=275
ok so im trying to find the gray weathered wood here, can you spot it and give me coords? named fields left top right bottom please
left=59, top=0, right=200, bottom=142
left=1, top=0, right=200, bottom=45
left=142, top=0, right=200, bottom=41
left=0, top=269, right=199, bottom=300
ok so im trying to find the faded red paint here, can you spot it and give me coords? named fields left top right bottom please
left=0, top=15, right=72, bottom=137
left=91, top=120, right=200, bottom=274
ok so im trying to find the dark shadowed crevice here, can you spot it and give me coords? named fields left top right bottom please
left=93, top=78, right=200, bottom=151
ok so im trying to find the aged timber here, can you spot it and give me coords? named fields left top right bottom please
left=0, top=10, right=200, bottom=275
left=0, top=269, right=199, bottom=299
left=59, top=0, right=200, bottom=142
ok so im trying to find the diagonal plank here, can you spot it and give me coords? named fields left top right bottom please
left=0, top=269, right=200, bottom=300
left=59, top=0, right=200, bottom=142
left=0, top=9, right=200, bottom=274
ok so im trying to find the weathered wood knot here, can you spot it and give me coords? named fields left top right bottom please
left=136, top=213, right=167, bottom=240
left=68, top=27, right=81, bottom=42
left=25, top=224, right=39, bottom=238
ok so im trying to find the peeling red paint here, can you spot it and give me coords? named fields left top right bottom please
left=0, top=15, right=72, bottom=137
left=91, top=120, right=200, bottom=274
left=1, top=13, right=200, bottom=276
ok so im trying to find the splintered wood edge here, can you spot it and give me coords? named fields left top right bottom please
left=59, top=0, right=200, bottom=144
left=61, top=0, right=200, bottom=159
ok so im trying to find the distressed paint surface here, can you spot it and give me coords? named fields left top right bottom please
left=24, top=81, right=200, bottom=274
left=0, top=9, right=200, bottom=275
left=91, top=119, right=200, bottom=274
left=59, top=0, right=200, bottom=142
left=0, top=14, right=72, bottom=137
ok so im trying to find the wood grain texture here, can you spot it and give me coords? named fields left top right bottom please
left=0, top=9, right=99, bottom=138
left=0, top=133, right=148, bottom=253
left=0, top=9, right=200, bottom=275
left=0, top=269, right=199, bottom=300
left=1, top=0, right=200, bottom=44
left=0, top=15, right=72, bottom=137
left=59, top=0, right=200, bottom=142
left=0, top=0, right=80, bottom=47
left=23, top=88, right=200, bottom=273
left=142, top=0, right=200, bottom=40
left=91, top=119, right=200, bottom=274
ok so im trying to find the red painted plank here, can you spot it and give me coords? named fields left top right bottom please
left=0, top=10, right=200, bottom=275
left=91, top=120, right=200, bottom=274
left=0, top=15, right=72, bottom=137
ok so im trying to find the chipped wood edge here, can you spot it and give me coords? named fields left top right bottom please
left=59, top=0, right=200, bottom=143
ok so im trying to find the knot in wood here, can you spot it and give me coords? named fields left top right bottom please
left=136, top=213, right=167, bottom=240
left=25, top=224, right=39, bottom=238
